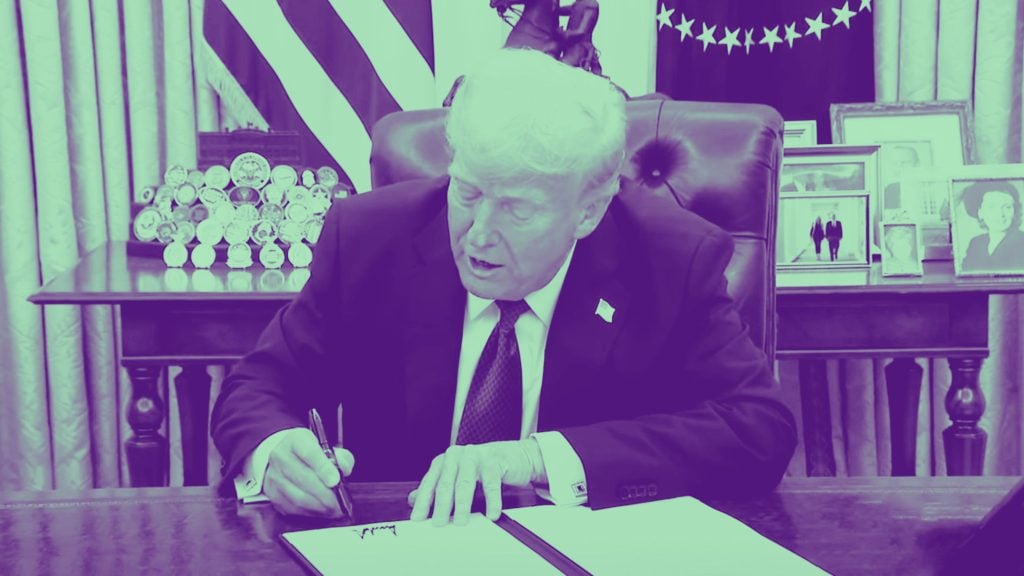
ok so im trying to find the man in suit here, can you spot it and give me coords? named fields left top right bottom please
left=211, top=49, right=796, bottom=526
left=826, top=213, right=843, bottom=261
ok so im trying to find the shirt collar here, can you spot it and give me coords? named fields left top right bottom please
left=465, top=241, right=577, bottom=327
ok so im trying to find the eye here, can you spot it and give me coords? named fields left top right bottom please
left=453, top=182, right=481, bottom=204
left=505, top=201, right=537, bottom=221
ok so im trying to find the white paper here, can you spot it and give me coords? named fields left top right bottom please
left=505, top=497, right=831, bottom=576
left=281, top=513, right=561, bottom=576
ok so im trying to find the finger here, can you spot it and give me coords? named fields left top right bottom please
left=452, top=459, right=480, bottom=527
left=481, top=460, right=504, bottom=521
left=266, top=468, right=337, bottom=517
left=332, top=447, right=355, bottom=477
left=410, top=458, right=442, bottom=521
left=275, top=450, right=343, bottom=515
left=431, top=448, right=463, bottom=526
left=290, top=430, right=341, bottom=488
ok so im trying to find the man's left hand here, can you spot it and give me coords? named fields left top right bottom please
left=409, top=439, right=546, bottom=526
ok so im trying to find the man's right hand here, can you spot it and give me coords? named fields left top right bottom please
left=263, top=428, right=355, bottom=517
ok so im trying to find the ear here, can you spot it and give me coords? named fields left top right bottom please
left=573, top=184, right=615, bottom=240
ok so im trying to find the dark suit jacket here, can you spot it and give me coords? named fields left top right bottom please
left=211, top=176, right=797, bottom=509
left=825, top=220, right=843, bottom=240
left=962, top=228, right=1024, bottom=272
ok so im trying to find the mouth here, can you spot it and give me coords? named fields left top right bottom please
left=469, top=256, right=502, bottom=273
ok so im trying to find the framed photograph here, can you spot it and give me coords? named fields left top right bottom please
left=881, top=222, right=924, bottom=277
left=781, top=145, right=880, bottom=249
left=830, top=101, right=975, bottom=254
left=894, top=167, right=953, bottom=260
left=777, top=193, right=870, bottom=269
left=784, top=120, right=818, bottom=147
left=949, top=165, right=1024, bottom=277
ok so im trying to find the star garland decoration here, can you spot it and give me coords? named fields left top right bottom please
left=657, top=0, right=870, bottom=55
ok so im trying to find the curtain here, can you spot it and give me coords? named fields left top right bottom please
left=783, top=0, right=1024, bottom=478
left=0, top=0, right=217, bottom=490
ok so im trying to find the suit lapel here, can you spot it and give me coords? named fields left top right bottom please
left=402, top=202, right=466, bottom=471
left=540, top=205, right=630, bottom=430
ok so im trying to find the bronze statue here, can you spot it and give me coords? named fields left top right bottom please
left=444, top=0, right=607, bottom=106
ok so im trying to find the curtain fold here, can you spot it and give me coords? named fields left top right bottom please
left=0, top=0, right=205, bottom=490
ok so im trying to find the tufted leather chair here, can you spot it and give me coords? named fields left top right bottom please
left=369, top=100, right=783, bottom=364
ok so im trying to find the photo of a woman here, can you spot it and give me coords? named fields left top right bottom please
left=958, top=180, right=1024, bottom=273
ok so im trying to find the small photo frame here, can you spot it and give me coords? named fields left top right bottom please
left=895, top=166, right=953, bottom=260
left=830, top=101, right=975, bottom=253
left=781, top=145, right=880, bottom=249
left=784, top=120, right=818, bottom=147
left=949, top=165, right=1024, bottom=277
left=777, top=193, right=870, bottom=269
left=881, top=222, right=923, bottom=277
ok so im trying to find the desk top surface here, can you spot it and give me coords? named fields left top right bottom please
left=0, top=477, right=1017, bottom=576
left=29, top=242, right=1024, bottom=305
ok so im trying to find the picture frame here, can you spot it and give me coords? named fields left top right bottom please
left=783, top=120, right=818, bottom=148
left=781, top=144, right=880, bottom=251
left=881, top=222, right=924, bottom=277
left=948, top=165, right=1024, bottom=277
left=777, top=193, right=871, bottom=270
left=830, top=101, right=975, bottom=255
left=895, top=166, right=953, bottom=260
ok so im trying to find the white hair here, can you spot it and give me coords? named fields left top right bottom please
left=445, top=49, right=627, bottom=196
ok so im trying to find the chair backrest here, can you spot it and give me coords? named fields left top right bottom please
left=369, top=99, right=782, bottom=364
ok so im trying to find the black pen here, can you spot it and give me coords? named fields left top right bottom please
left=308, top=408, right=355, bottom=518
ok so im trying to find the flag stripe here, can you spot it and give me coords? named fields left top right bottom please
left=326, top=0, right=436, bottom=110
left=278, top=0, right=401, bottom=134
left=383, top=0, right=435, bottom=72
left=204, top=0, right=349, bottom=183
left=222, top=0, right=372, bottom=191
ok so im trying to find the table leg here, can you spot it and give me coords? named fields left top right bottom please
left=125, top=365, right=168, bottom=487
left=799, top=359, right=836, bottom=476
left=175, top=365, right=212, bottom=486
left=886, top=358, right=923, bottom=476
left=943, top=357, right=987, bottom=476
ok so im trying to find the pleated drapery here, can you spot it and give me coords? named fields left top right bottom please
left=0, top=0, right=218, bottom=490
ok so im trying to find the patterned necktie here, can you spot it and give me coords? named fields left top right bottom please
left=456, top=299, right=531, bottom=445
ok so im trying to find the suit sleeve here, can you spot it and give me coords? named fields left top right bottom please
left=560, top=229, right=797, bottom=509
left=210, top=204, right=345, bottom=495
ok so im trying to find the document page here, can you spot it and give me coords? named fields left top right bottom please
left=281, top=513, right=562, bottom=576
left=505, top=497, right=830, bottom=575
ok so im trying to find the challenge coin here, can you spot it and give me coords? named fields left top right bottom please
left=199, top=186, right=228, bottom=207
left=301, top=169, right=315, bottom=188
left=189, top=203, right=210, bottom=224
left=155, top=221, right=178, bottom=244
left=259, top=202, right=285, bottom=225
left=270, top=165, right=298, bottom=189
left=285, top=202, right=311, bottom=223
left=229, top=152, right=271, bottom=189
left=191, top=243, right=216, bottom=268
left=196, top=219, right=225, bottom=245
left=227, top=243, right=253, bottom=269
left=164, top=165, right=188, bottom=187
left=235, top=203, right=260, bottom=223
left=133, top=207, right=164, bottom=242
left=286, top=185, right=310, bottom=206
left=172, top=221, right=196, bottom=244
left=259, top=243, right=286, bottom=269
left=228, top=185, right=259, bottom=206
left=212, top=202, right=236, bottom=225
left=175, top=183, right=198, bottom=206
left=171, top=205, right=191, bottom=223
left=278, top=219, right=305, bottom=245
left=224, top=221, right=251, bottom=245
left=204, top=165, right=231, bottom=189
left=316, top=166, right=339, bottom=190
left=138, top=186, right=156, bottom=204
left=250, top=220, right=279, bottom=246
left=163, top=242, right=188, bottom=267
left=261, top=182, right=286, bottom=206
left=288, top=242, right=313, bottom=268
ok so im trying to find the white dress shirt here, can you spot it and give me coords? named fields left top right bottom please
left=235, top=244, right=588, bottom=506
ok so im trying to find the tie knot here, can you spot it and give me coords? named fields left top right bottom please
left=495, top=299, right=530, bottom=331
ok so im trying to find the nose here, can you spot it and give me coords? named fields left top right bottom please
left=466, top=199, right=500, bottom=249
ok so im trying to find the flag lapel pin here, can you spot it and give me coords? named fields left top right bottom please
left=595, top=298, right=615, bottom=323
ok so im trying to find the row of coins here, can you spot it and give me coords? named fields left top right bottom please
left=162, top=240, right=313, bottom=269
left=135, top=206, right=325, bottom=247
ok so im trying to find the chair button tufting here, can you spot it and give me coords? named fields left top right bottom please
left=650, top=169, right=662, bottom=178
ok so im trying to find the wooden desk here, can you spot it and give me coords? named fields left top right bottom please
left=777, top=265, right=1024, bottom=478
left=1, top=477, right=1016, bottom=576
left=31, top=242, right=1024, bottom=487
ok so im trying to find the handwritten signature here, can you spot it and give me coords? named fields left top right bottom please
left=354, top=524, right=398, bottom=539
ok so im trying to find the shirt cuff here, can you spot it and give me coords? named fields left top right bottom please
left=234, top=428, right=301, bottom=503
left=531, top=431, right=588, bottom=506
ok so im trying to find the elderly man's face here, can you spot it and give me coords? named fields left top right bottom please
left=446, top=165, right=591, bottom=300
left=978, top=191, right=1015, bottom=234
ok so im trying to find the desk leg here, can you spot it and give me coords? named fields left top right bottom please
left=125, top=365, right=168, bottom=487
left=175, top=365, right=211, bottom=486
left=886, top=358, right=923, bottom=476
left=944, top=357, right=987, bottom=476
left=799, top=359, right=836, bottom=476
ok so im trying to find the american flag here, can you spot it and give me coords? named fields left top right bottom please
left=203, top=0, right=436, bottom=193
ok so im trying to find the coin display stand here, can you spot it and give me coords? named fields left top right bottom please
left=129, top=149, right=349, bottom=273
